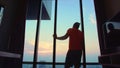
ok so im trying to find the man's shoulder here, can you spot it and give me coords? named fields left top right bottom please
left=67, top=28, right=73, bottom=34
left=67, top=28, right=73, bottom=31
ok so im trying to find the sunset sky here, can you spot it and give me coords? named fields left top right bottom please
left=23, top=0, right=100, bottom=63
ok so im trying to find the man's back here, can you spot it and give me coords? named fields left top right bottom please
left=67, top=28, right=84, bottom=50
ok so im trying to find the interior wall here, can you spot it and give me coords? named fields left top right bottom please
left=0, top=0, right=28, bottom=68
left=94, top=0, right=120, bottom=54
left=103, top=0, right=120, bottom=20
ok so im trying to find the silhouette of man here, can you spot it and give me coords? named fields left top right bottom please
left=107, top=23, right=120, bottom=48
left=108, top=23, right=114, bottom=32
left=54, top=22, right=84, bottom=68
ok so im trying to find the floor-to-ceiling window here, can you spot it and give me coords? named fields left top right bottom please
left=23, top=0, right=102, bottom=68
left=56, top=0, right=81, bottom=67
left=82, top=0, right=102, bottom=68
left=23, top=20, right=37, bottom=68
left=23, top=0, right=55, bottom=68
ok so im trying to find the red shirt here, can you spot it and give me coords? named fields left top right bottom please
left=67, top=28, right=84, bottom=50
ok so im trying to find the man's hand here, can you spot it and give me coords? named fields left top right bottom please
left=53, top=34, right=57, bottom=39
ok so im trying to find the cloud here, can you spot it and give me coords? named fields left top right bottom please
left=56, top=42, right=68, bottom=55
left=24, top=40, right=53, bottom=56
left=89, top=14, right=96, bottom=24
left=37, top=41, right=53, bottom=56
left=24, top=39, right=69, bottom=56
left=23, top=41, right=34, bottom=55
left=85, top=40, right=100, bottom=55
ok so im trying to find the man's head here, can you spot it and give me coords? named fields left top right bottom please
left=108, top=23, right=114, bottom=30
left=73, top=22, right=80, bottom=29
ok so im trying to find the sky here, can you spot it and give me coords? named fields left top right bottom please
left=23, top=0, right=100, bottom=63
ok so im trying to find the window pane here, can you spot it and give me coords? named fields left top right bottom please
left=56, top=0, right=81, bottom=62
left=22, top=0, right=101, bottom=66
left=23, top=20, right=37, bottom=61
left=37, top=0, right=54, bottom=62
left=37, top=20, right=54, bottom=62
left=82, top=0, right=100, bottom=62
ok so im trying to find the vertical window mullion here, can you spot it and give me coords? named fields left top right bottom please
left=79, top=0, right=86, bottom=68
left=33, top=0, right=42, bottom=68
left=53, top=0, right=58, bottom=68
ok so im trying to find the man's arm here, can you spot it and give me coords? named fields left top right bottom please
left=54, top=33, right=69, bottom=40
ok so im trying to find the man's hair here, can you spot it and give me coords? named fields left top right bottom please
left=73, top=22, right=80, bottom=29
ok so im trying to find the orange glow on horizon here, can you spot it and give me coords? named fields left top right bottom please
left=24, top=40, right=100, bottom=56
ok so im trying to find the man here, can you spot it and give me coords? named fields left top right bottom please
left=54, top=22, right=84, bottom=68
left=107, top=23, right=120, bottom=48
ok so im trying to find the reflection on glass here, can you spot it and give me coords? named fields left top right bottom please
left=104, top=22, right=120, bottom=33
left=0, top=6, right=4, bottom=25
left=23, top=20, right=37, bottom=61
left=103, top=22, right=120, bottom=49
